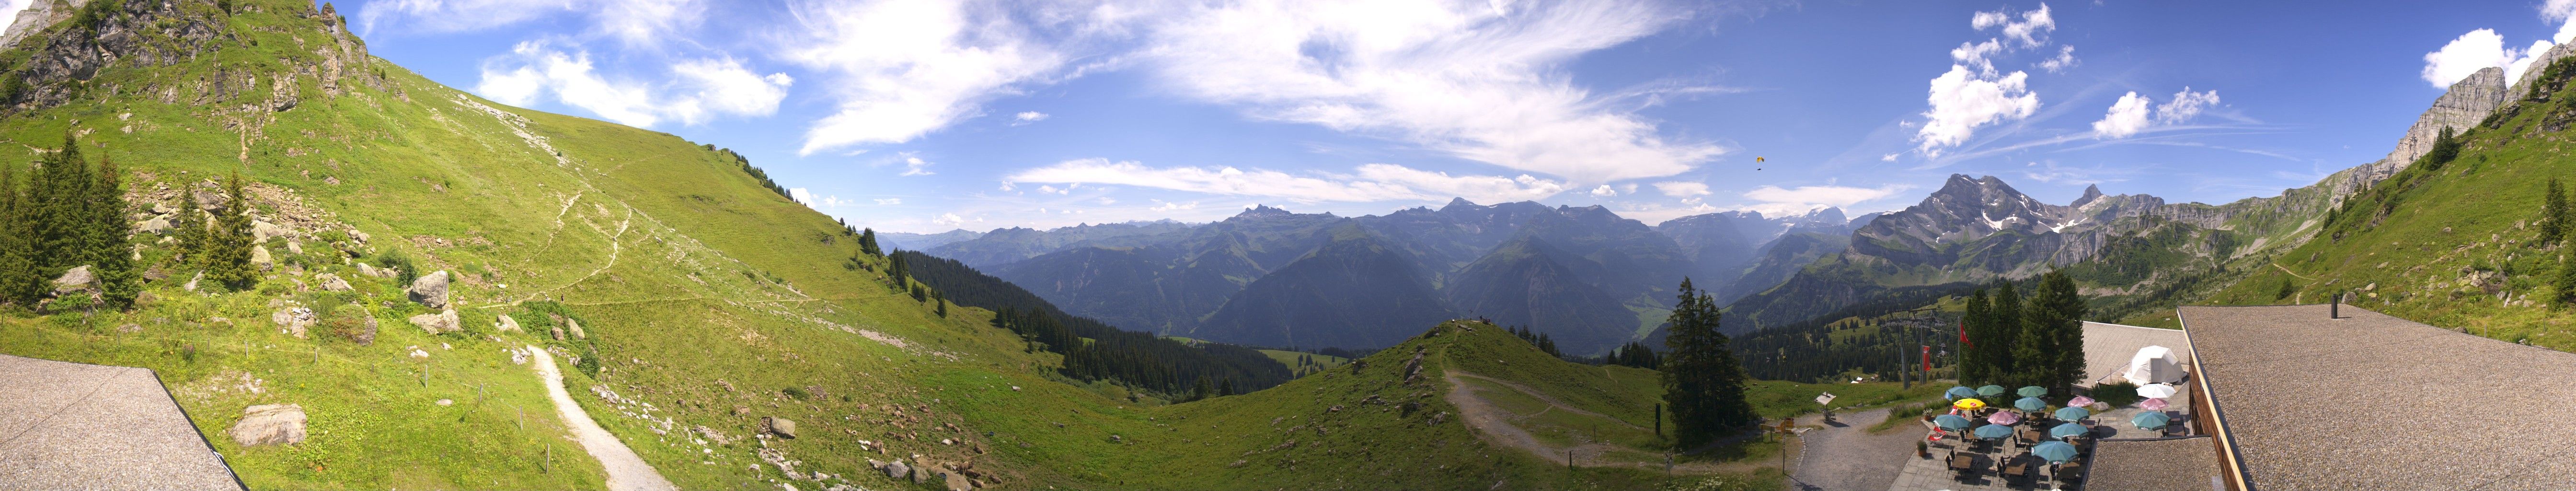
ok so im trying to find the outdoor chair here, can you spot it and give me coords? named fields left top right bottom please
left=2058, top=461, right=2086, bottom=484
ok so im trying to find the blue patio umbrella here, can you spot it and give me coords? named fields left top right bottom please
left=1977, top=385, right=2008, bottom=397
left=2013, top=397, right=2048, bottom=411
left=1934, top=414, right=1973, bottom=431
left=1945, top=386, right=1979, bottom=400
left=2053, top=406, right=2091, bottom=421
left=2016, top=386, right=2047, bottom=397
left=2132, top=411, right=2172, bottom=430
left=1973, top=423, right=2014, bottom=440
left=2031, top=441, right=2080, bottom=463
left=2049, top=422, right=2090, bottom=439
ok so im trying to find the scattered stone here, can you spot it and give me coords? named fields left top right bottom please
left=250, top=245, right=274, bottom=270
left=565, top=318, right=586, bottom=339
left=315, top=272, right=352, bottom=292
left=286, top=241, right=303, bottom=255
left=734, top=405, right=751, bottom=416
left=356, top=262, right=384, bottom=278
left=942, top=469, right=970, bottom=491
left=271, top=306, right=316, bottom=339
left=410, top=348, right=429, bottom=358
left=115, top=324, right=141, bottom=334
left=252, top=220, right=292, bottom=242
left=496, top=314, right=522, bottom=333
left=435, top=399, right=453, bottom=406
left=550, top=327, right=565, bottom=340
left=136, top=216, right=172, bottom=234
left=354, top=312, right=379, bottom=346
left=407, top=271, right=451, bottom=308
left=184, top=270, right=202, bottom=292
left=226, top=404, right=307, bottom=446
left=407, top=309, right=460, bottom=334
left=764, top=417, right=798, bottom=438
left=510, top=347, right=529, bottom=365
left=50, top=265, right=95, bottom=294
left=885, top=460, right=911, bottom=480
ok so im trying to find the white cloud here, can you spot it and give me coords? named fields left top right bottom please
left=1972, top=3, right=2054, bottom=48
left=2548, top=0, right=2576, bottom=23
left=932, top=213, right=970, bottom=227
left=1005, top=158, right=1565, bottom=204
left=899, top=155, right=935, bottom=176
left=2037, top=45, right=2077, bottom=73
left=875, top=198, right=903, bottom=205
left=1652, top=181, right=1712, bottom=197
left=2090, top=91, right=2151, bottom=139
left=1149, top=199, right=1198, bottom=211
left=1589, top=185, right=1618, bottom=197
left=1140, top=0, right=1719, bottom=183
left=788, top=187, right=850, bottom=209
left=782, top=0, right=1076, bottom=155
left=2421, top=29, right=2517, bottom=88
left=2092, top=87, right=2220, bottom=139
left=1014, top=111, right=1050, bottom=124
left=475, top=42, right=789, bottom=128
left=1951, top=39, right=2004, bottom=75
left=1916, top=66, right=2038, bottom=155
left=1740, top=184, right=1911, bottom=216
left=356, top=0, right=694, bottom=44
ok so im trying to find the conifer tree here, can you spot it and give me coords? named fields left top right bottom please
left=2549, top=177, right=2570, bottom=246
left=932, top=290, right=948, bottom=317
left=1959, top=289, right=1992, bottom=385
left=2557, top=256, right=2576, bottom=306
left=29, top=132, right=91, bottom=274
left=1661, top=278, right=1754, bottom=448
left=89, top=156, right=137, bottom=309
left=1193, top=377, right=1213, bottom=401
left=203, top=172, right=258, bottom=290
left=1988, top=280, right=2024, bottom=386
left=172, top=194, right=207, bottom=261
left=2024, top=270, right=2087, bottom=392
left=859, top=228, right=882, bottom=257
left=0, top=164, right=40, bottom=307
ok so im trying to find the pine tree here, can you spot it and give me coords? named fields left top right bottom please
left=2557, top=256, right=2576, bottom=306
left=29, top=131, right=92, bottom=274
left=932, top=290, right=948, bottom=317
left=2024, top=270, right=2087, bottom=393
left=859, top=228, right=882, bottom=257
left=203, top=172, right=258, bottom=290
left=2550, top=177, right=2571, bottom=246
left=1959, top=289, right=1992, bottom=385
left=887, top=249, right=909, bottom=287
left=1193, top=376, right=1213, bottom=401
left=172, top=194, right=207, bottom=262
left=1988, top=280, right=2024, bottom=387
left=89, top=155, right=137, bottom=309
left=1219, top=377, right=1237, bottom=397
left=0, top=164, right=41, bottom=307
left=1661, top=278, right=1754, bottom=448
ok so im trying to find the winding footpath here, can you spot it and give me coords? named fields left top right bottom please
left=528, top=346, right=677, bottom=491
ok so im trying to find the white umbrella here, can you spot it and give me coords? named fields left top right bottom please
left=2136, top=383, right=2179, bottom=399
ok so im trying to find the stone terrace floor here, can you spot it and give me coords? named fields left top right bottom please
left=0, top=354, right=242, bottom=491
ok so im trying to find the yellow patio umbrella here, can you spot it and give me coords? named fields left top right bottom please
left=1952, top=398, right=1988, bottom=410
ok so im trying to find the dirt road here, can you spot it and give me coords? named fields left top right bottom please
left=529, top=346, right=677, bottom=491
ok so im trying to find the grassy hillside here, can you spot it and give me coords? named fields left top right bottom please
left=2199, top=60, right=2576, bottom=351
left=0, top=1, right=1780, bottom=490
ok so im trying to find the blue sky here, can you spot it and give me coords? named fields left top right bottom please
left=92, top=0, right=2576, bottom=232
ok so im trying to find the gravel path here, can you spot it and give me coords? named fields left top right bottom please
left=528, top=346, right=676, bottom=491
left=1787, top=409, right=1918, bottom=491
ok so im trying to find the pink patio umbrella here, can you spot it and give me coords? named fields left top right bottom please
left=2068, top=396, right=2096, bottom=407
left=1989, top=410, right=2022, bottom=425
left=2140, top=398, right=2170, bottom=411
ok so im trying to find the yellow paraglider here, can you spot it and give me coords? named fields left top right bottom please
left=1756, top=156, right=1766, bottom=163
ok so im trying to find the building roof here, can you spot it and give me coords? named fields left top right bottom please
left=2079, top=321, right=2191, bottom=387
left=2180, top=304, right=2576, bottom=491
left=0, top=354, right=242, bottom=491
left=2086, top=437, right=2222, bottom=491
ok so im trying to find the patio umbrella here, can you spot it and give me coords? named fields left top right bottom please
left=2053, top=406, right=2091, bottom=421
left=2032, top=441, right=2080, bottom=463
left=2140, top=398, right=2170, bottom=411
left=2132, top=411, right=2172, bottom=430
left=2016, top=386, right=2047, bottom=397
left=2049, top=422, right=2090, bottom=439
left=1935, top=414, right=1973, bottom=431
left=2137, top=383, right=2180, bottom=399
left=1989, top=410, right=2022, bottom=425
left=1977, top=385, right=2008, bottom=397
left=1953, top=398, right=1988, bottom=410
left=1945, top=386, right=1979, bottom=400
left=2013, top=397, right=2048, bottom=411
left=2067, top=396, right=2096, bottom=407
left=1974, top=423, right=2014, bottom=440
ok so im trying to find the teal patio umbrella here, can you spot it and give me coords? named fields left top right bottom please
left=2031, top=441, right=2080, bottom=463
left=2013, top=397, right=2048, bottom=411
left=2016, top=386, right=2047, bottom=397
left=2053, top=406, right=2091, bottom=421
left=2049, top=422, right=2090, bottom=439
left=2132, top=411, right=2172, bottom=430
left=1977, top=385, right=2008, bottom=397
left=1934, top=414, right=1973, bottom=431
left=1973, top=423, right=2014, bottom=440
left=1945, top=386, right=1979, bottom=400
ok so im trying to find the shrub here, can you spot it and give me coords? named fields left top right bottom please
left=782, top=386, right=810, bottom=400
left=376, top=250, right=419, bottom=286
left=2090, top=381, right=2143, bottom=409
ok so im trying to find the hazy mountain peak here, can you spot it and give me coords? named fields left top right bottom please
left=1443, top=197, right=1479, bottom=210
left=1235, top=204, right=1298, bottom=219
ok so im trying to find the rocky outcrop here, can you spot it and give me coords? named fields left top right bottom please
left=50, top=265, right=93, bottom=294
left=2373, top=67, right=2507, bottom=178
left=226, top=404, right=306, bottom=446
left=408, top=309, right=459, bottom=334
left=407, top=270, right=449, bottom=308
left=0, top=0, right=86, bottom=49
left=763, top=417, right=796, bottom=438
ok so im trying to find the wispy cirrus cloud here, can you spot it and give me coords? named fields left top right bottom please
left=1004, top=158, right=1569, bottom=204
left=475, top=41, right=793, bottom=128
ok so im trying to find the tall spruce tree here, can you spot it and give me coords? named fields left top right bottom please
left=203, top=172, right=258, bottom=289
left=2549, top=177, right=2571, bottom=246
left=0, top=164, right=40, bottom=307
left=1959, top=289, right=1992, bottom=384
left=2026, top=270, right=2087, bottom=393
left=29, top=132, right=91, bottom=274
left=1988, top=280, right=2024, bottom=387
left=172, top=193, right=207, bottom=261
left=89, top=156, right=137, bottom=309
left=859, top=228, right=882, bottom=256
left=1661, top=278, right=1754, bottom=448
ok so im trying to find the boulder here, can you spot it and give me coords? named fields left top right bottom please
left=251, top=245, right=274, bottom=270
left=315, top=273, right=353, bottom=292
left=408, top=309, right=460, bottom=334
left=286, top=241, right=303, bottom=255
left=136, top=216, right=172, bottom=235
left=353, top=311, right=379, bottom=346
left=191, top=188, right=226, bottom=211
left=550, top=326, right=564, bottom=340
left=884, top=460, right=911, bottom=480
left=151, top=202, right=175, bottom=214
left=407, top=271, right=450, bottom=308
left=252, top=220, right=292, bottom=242
left=271, top=306, right=316, bottom=339
left=495, top=314, right=521, bottom=333
left=565, top=318, right=586, bottom=339
left=942, top=469, right=970, bottom=491
left=764, top=417, right=797, bottom=438
left=227, top=404, right=307, bottom=446
left=50, top=265, right=94, bottom=294
left=355, top=263, right=381, bottom=278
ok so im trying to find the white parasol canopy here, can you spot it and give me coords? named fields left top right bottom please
left=2122, top=345, right=2185, bottom=386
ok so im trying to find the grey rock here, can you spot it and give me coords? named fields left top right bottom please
left=407, top=271, right=450, bottom=308
left=353, top=311, right=378, bottom=346
left=227, top=404, right=307, bottom=446
left=550, top=326, right=564, bottom=340
left=253, top=220, right=292, bottom=243
left=183, top=270, right=203, bottom=292
left=495, top=314, right=521, bottom=333
left=315, top=272, right=353, bottom=292
left=942, top=469, right=970, bottom=491
left=50, top=265, right=93, bottom=294
left=2375, top=67, right=2506, bottom=178
left=191, top=189, right=226, bottom=212
left=566, top=318, right=586, bottom=339
left=251, top=245, right=274, bottom=270
left=885, top=460, right=911, bottom=480
left=286, top=241, right=303, bottom=255
left=150, top=202, right=175, bottom=214
left=271, top=306, right=316, bottom=339
left=0, top=0, right=83, bottom=49
left=136, top=216, right=172, bottom=235
left=408, top=309, right=460, bottom=334
left=764, top=417, right=797, bottom=438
